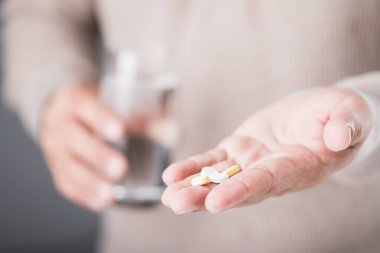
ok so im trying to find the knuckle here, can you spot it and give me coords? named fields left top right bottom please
left=51, top=172, right=69, bottom=197
left=86, top=149, right=107, bottom=170
left=69, top=130, right=86, bottom=151
left=218, top=136, right=234, bottom=148
left=71, top=134, right=108, bottom=166
left=41, top=149, right=64, bottom=176
left=205, top=148, right=227, bottom=162
left=219, top=135, right=249, bottom=149
left=52, top=172, right=92, bottom=209
left=56, top=86, right=78, bottom=111
left=57, top=84, right=96, bottom=115
left=218, top=135, right=257, bottom=160
left=41, top=130, right=61, bottom=155
left=252, top=167, right=277, bottom=195
left=41, top=93, right=76, bottom=130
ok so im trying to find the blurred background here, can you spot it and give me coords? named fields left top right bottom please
left=0, top=1, right=98, bottom=253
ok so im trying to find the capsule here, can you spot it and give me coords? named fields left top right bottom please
left=222, top=165, right=241, bottom=177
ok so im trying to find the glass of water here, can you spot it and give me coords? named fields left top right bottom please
left=101, top=49, right=179, bottom=206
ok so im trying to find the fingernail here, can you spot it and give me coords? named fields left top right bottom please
left=106, top=157, right=124, bottom=180
left=206, top=201, right=224, bottom=214
left=347, top=121, right=356, bottom=139
left=103, top=120, right=123, bottom=141
left=88, top=197, right=107, bottom=211
left=113, top=185, right=127, bottom=201
left=174, top=209, right=191, bottom=215
left=97, top=184, right=113, bottom=200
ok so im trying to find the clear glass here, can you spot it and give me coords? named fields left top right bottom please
left=101, top=49, right=179, bottom=206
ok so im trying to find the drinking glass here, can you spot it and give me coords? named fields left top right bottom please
left=101, top=49, right=179, bottom=206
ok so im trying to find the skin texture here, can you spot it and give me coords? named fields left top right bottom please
left=161, top=87, right=373, bottom=214
left=40, top=84, right=127, bottom=211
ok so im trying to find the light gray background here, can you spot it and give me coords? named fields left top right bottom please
left=0, top=1, right=98, bottom=252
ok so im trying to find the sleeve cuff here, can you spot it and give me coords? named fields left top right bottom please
left=333, top=72, right=380, bottom=182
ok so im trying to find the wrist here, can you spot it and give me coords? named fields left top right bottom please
left=332, top=74, right=380, bottom=181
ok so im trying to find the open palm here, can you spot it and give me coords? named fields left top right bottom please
left=161, top=87, right=373, bottom=214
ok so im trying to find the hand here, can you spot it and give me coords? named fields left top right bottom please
left=41, top=84, right=127, bottom=211
left=161, top=87, right=373, bottom=214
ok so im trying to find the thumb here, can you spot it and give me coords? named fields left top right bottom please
left=323, top=113, right=356, bottom=152
left=323, top=93, right=372, bottom=152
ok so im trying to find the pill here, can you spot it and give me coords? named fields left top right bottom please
left=200, top=167, right=217, bottom=177
left=191, top=175, right=211, bottom=186
left=208, top=173, right=228, bottom=183
left=201, top=167, right=228, bottom=183
left=222, top=165, right=241, bottom=177
left=191, top=165, right=242, bottom=186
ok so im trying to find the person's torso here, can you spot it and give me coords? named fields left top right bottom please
left=96, top=1, right=380, bottom=252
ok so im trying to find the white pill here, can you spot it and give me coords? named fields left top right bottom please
left=200, top=167, right=217, bottom=177
left=200, top=166, right=229, bottom=183
left=208, top=173, right=228, bottom=183
left=191, top=165, right=242, bottom=186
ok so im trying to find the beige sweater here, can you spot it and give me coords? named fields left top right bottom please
left=3, top=0, right=380, bottom=252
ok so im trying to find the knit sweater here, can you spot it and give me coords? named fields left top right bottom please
left=3, top=0, right=380, bottom=252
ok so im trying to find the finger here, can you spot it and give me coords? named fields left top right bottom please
left=162, top=148, right=227, bottom=185
left=206, top=148, right=323, bottom=213
left=323, top=114, right=352, bottom=152
left=218, top=135, right=268, bottom=167
left=64, top=122, right=127, bottom=182
left=323, top=91, right=372, bottom=152
left=169, top=186, right=210, bottom=214
left=163, top=160, right=235, bottom=214
left=74, top=85, right=125, bottom=142
left=161, top=179, right=192, bottom=207
left=205, top=168, right=274, bottom=213
left=52, top=156, right=115, bottom=212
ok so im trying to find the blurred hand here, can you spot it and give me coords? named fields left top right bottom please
left=41, top=84, right=127, bottom=211
left=162, top=87, right=373, bottom=214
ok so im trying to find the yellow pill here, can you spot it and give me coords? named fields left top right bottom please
left=190, top=175, right=211, bottom=186
left=222, top=165, right=241, bottom=178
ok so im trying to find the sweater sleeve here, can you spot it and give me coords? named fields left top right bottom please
left=2, top=0, right=99, bottom=141
left=333, top=72, right=380, bottom=182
